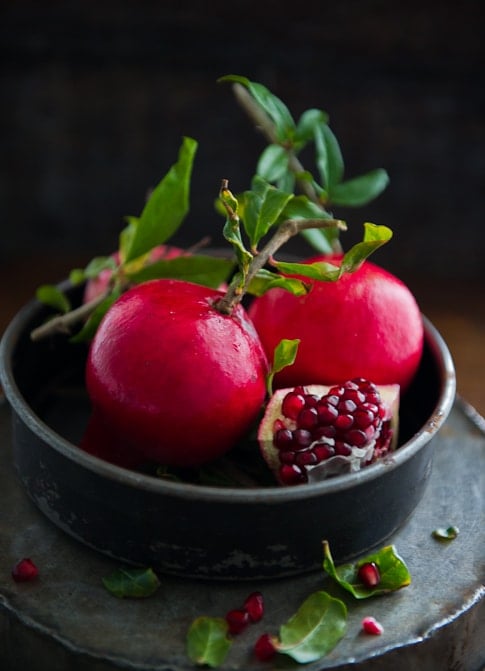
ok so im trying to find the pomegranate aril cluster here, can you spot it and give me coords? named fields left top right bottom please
left=274, top=378, right=390, bottom=485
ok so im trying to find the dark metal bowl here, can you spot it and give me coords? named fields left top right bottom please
left=0, top=285, right=456, bottom=580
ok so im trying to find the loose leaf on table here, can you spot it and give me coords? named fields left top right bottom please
left=186, top=616, right=233, bottom=668
left=122, top=136, right=197, bottom=263
left=323, top=540, right=411, bottom=598
left=273, top=590, right=347, bottom=664
left=102, top=567, right=160, bottom=598
left=432, top=525, right=459, bottom=541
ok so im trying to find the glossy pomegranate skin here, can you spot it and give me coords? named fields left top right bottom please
left=248, top=255, right=424, bottom=391
left=85, top=279, right=269, bottom=467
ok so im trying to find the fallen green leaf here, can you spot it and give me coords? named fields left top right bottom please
left=102, top=567, right=160, bottom=598
left=323, top=540, right=411, bottom=598
left=186, top=616, right=232, bottom=668
left=275, top=590, right=347, bottom=663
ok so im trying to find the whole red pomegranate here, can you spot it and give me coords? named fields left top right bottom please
left=248, top=254, right=424, bottom=391
left=82, top=279, right=269, bottom=467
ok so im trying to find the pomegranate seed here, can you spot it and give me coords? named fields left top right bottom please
left=335, top=441, right=352, bottom=456
left=254, top=633, right=276, bottom=661
left=291, top=428, right=312, bottom=449
left=335, top=414, right=354, bottom=431
left=279, top=463, right=307, bottom=485
left=358, top=561, right=381, bottom=587
left=313, top=444, right=335, bottom=461
left=11, top=558, right=39, bottom=582
left=225, top=608, right=250, bottom=635
left=317, top=402, right=338, bottom=424
left=282, top=392, right=305, bottom=420
left=361, top=616, right=384, bottom=635
left=303, top=394, right=319, bottom=408
left=295, top=450, right=318, bottom=466
left=346, top=428, right=368, bottom=447
left=297, top=407, right=319, bottom=430
left=244, top=591, right=264, bottom=622
left=274, top=428, right=294, bottom=450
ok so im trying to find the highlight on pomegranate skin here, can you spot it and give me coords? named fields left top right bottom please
left=258, top=378, right=400, bottom=485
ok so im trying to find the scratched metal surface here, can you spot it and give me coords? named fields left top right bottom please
left=0, top=396, right=484, bottom=671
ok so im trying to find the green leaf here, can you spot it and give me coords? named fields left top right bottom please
left=432, top=525, right=459, bottom=541
left=267, top=338, right=300, bottom=395
left=186, top=616, right=233, bottom=668
left=219, top=75, right=295, bottom=140
left=69, top=289, right=120, bottom=343
left=256, top=144, right=289, bottom=182
left=83, top=255, right=118, bottom=280
left=125, top=255, right=234, bottom=289
left=275, top=591, right=347, bottom=663
left=323, top=540, right=411, bottom=598
left=338, top=222, right=393, bottom=272
left=272, top=259, right=342, bottom=281
left=329, top=169, right=390, bottom=207
left=123, top=136, right=197, bottom=263
left=69, top=269, right=87, bottom=286
left=242, top=178, right=294, bottom=248
left=36, top=285, right=71, bottom=313
left=295, top=108, right=329, bottom=143
left=102, top=567, right=160, bottom=598
left=315, top=122, right=344, bottom=190
left=246, top=268, right=310, bottom=297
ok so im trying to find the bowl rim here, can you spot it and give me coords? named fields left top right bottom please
left=0, top=293, right=456, bottom=504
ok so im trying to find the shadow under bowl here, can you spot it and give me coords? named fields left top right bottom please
left=0, top=285, right=456, bottom=580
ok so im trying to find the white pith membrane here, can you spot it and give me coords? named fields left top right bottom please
left=258, top=380, right=400, bottom=485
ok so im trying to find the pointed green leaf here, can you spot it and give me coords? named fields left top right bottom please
left=267, top=338, right=300, bottom=394
left=256, top=144, right=289, bottom=182
left=119, top=215, right=139, bottom=263
left=186, top=617, right=233, bottom=668
left=323, top=540, right=411, bottom=598
left=219, top=75, right=295, bottom=139
left=242, top=178, right=294, bottom=247
left=123, top=137, right=197, bottom=263
left=315, top=122, right=344, bottom=189
left=246, top=268, right=310, bottom=297
left=69, top=288, right=121, bottom=343
left=83, top=255, right=118, bottom=280
left=125, top=254, right=234, bottom=289
left=329, top=169, right=390, bottom=207
left=272, top=258, right=342, bottom=281
left=102, top=567, right=160, bottom=598
left=338, top=222, right=393, bottom=272
left=295, top=108, right=329, bottom=143
left=36, top=285, right=71, bottom=313
left=275, top=591, right=347, bottom=663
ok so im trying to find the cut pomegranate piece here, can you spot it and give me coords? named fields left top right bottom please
left=258, top=378, right=400, bottom=485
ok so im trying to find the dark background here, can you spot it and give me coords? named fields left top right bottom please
left=1, top=0, right=484, bottom=286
